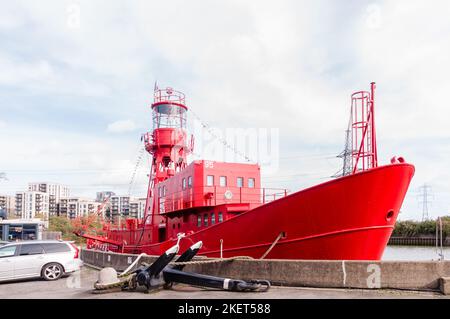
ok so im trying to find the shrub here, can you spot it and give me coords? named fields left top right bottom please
left=393, top=216, right=450, bottom=237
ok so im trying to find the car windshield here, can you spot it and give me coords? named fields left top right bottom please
left=0, top=245, right=17, bottom=258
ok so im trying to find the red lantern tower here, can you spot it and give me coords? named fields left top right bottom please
left=142, top=87, right=193, bottom=226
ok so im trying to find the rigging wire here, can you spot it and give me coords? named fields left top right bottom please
left=278, top=153, right=339, bottom=160
left=127, top=146, right=146, bottom=196
left=189, top=108, right=255, bottom=163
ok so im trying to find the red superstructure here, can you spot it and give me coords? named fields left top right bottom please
left=80, top=83, right=415, bottom=260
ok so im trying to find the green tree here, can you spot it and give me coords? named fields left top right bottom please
left=48, top=216, right=80, bottom=242
left=393, top=216, right=450, bottom=237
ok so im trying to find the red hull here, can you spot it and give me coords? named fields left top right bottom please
left=101, top=163, right=414, bottom=260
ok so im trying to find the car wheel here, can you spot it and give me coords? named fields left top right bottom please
left=42, top=263, right=64, bottom=281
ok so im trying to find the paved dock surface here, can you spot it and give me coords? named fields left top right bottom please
left=0, top=266, right=448, bottom=299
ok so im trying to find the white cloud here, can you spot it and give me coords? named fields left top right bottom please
left=0, top=123, right=148, bottom=197
left=107, top=120, right=138, bottom=133
left=1, top=0, right=450, bottom=219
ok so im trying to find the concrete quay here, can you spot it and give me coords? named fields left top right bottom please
left=0, top=266, right=448, bottom=299
left=81, top=249, right=450, bottom=295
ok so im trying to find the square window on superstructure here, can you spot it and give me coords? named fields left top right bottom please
left=206, top=175, right=214, bottom=186
left=237, top=177, right=244, bottom=188
left=219, top=176, right=227, bottom=187
left=182, top=178, right=186, bottom=190
left=188, top=176, right=193, bottom=188
left=248, top=178, right=255, bottom=188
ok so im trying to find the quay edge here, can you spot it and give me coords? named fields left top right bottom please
left=81, top=249, right=450, bottom=295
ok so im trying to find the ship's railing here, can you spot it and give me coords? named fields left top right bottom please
left=153, top=87, right=186, bottom=105
left=156, top=185, right=289, bottom=214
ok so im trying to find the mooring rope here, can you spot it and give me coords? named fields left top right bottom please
left=167, top=256, right=254, bottom=266
left=260, top=232, right=284, bottom=259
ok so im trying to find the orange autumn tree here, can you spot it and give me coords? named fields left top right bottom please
left=71, top=214, right=105, bottom=239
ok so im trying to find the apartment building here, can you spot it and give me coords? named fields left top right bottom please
left=78, top=199, right=99, bottom=217
left=12, top=182, right=146, bottom=221
left=130, top=197, right=147, bottom=219
left=110, top=196, right=130, bottom=218
left=15, top=191, right=50, bottom=220
left=28, top=183, right=70, bottom=216
left=28, top=182, right=70, bottom=200
left=96, top=191, right=116, bottom=203
left=108, top=196, right=147, bottom=219
left=60, top=197, right=100, bottom=219
left=59, top=198, right=68, bottom=217
left=0, top=195, right=16, bottom=218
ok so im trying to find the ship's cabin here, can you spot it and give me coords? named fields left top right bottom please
left=154, top=160, right=288, bottom=241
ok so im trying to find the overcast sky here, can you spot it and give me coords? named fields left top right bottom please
left=0, top=0, right=449, bottom=221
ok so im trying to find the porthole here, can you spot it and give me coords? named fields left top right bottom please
left=386, top=210, right=394, bottom=221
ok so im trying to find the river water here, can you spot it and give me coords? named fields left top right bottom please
left=382, top=245, right=449, bottom=261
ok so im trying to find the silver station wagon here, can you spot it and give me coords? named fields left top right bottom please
left=0, top=240, right=83, bottom=282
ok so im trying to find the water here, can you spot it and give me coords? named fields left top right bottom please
left=382, top=245, right=449, bottom=261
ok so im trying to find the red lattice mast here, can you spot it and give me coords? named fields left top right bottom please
left=351, top=82, right=378, bottom=174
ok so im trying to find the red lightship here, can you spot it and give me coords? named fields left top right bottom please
left=79, top=83, right=414, bottom=260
